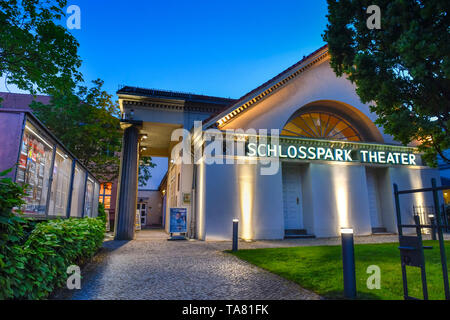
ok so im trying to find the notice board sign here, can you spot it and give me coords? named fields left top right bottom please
left=135, top=210, right=141, bottom=231
left=170, top=208, right=187, bottom=233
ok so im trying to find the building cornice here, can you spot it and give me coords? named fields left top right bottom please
left=121, top=99, right=226, bottom=114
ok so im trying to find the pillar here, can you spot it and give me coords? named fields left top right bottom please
left=115, top=125, right=139, bottom=240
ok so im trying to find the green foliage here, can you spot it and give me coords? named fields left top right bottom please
left=1, top=169, right=106, bottom=300
left=139, top=156, right=156, bottom=187
left=0, top=217, right=105, bottom=300
left=0, top=0, right=82, bottom=96
left=30, top=79, right=123, bottom=181
left=97, top=201, right=107, bottom=225
left=0, top=168, right=28, bottom=299
left=31, top=79, right=157, bottom=183
left=323, top=0, right=450, bottom=165
left=21, top=217, right=105, bottom=299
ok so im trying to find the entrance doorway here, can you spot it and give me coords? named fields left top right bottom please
left=137, top=202, right=147, bottom=226
left=282, top=165, right=304, bottom=233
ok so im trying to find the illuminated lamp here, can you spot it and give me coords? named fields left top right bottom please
left=341, top=227, right=356, bottom=299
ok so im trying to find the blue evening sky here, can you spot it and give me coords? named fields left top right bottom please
left=68, top=0, right=329, bottom=98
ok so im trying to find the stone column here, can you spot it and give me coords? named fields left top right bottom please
left=115, top=125, right=139, bottom=240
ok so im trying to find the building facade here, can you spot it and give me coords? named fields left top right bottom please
left=0, top=108, right=100, bottom=219
left=115, top=45, right=444, bottom=240
left=0, top=92, right=120, bottom=226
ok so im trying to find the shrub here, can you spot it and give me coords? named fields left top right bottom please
left=22, top=217, right=105, bottom=299
left=0, top=168, right=106, bottom=299
left=97, top=201, right=107, bottom=225
left=0, top=168, right=28, bottom=299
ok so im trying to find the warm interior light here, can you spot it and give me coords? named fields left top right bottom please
left=25, top=125, right=54, bottom=149
left=197, top=161, right=205, bottom=240
left=238, top=164, right=254, bottom=240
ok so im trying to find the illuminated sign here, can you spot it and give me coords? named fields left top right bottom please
left=246, top=143, right=418, bottom=165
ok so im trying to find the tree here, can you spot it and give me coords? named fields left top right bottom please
left=0, top=0, right=82, bottom=98
left=31, top=79, right=156, bottom=183
left=323, top=0, right=450, bottom=165
left=31, top=79, right=122, bottom=181
left=139, top=157, right=156, bottom=187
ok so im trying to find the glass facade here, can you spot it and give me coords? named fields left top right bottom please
left=16, top=122, right=54, bottom=215
left=48, top=148, right=73, bottom=217
left=84, top=177, right=95, bottom=217
left=70, top=164, right=87, bottom=217
left=93, top=181, right=100, bottom=218
left=15, top=118, right=100, bottom=219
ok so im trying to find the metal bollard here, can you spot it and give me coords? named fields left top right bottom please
left=428, top=214, right=437, bottom=241
left=232, top=219, right=239, bottom=251
left=341, top=228, right=357, bottom=299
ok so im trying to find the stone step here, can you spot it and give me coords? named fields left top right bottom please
left=284, top=234, right=316, bottom=239
left=285, top=229, right=308, bottom=235
left=372, top=227, right=387, bottom=233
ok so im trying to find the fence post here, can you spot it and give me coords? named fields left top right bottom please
left=431, top=178, right=450, bottom=300
left=393, top=184, right=403, bottom=235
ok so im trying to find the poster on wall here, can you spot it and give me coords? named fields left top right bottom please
left=169, top=208, right=187, bottom=234
left=135, top=209, right=141, bottom=231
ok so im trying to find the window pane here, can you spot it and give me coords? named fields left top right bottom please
left=104, top=182, right=112, bottom=195
left=70, top=164, right=86, bottom=217
left=283, top=112, right=361, bottom=141
left=103, top=196, right=111, bottom=209
left=84, top=178, right=94, bottom=217
left=17, top=121, right=54, bottom=215
left=48, top=148, right=72, bottom=217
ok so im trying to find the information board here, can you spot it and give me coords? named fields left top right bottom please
left=170, top=208, right=187, bottom=233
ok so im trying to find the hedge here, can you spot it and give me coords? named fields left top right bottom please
left=0, top=169, right=106, bottom=300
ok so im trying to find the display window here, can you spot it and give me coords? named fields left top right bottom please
left=48, top=148, right=73, bottom=217
left=70, top=164, right=87, bottom=217
left=84, top=177, right=95, bottom=217
left=16, top=121, right=55, bottom=215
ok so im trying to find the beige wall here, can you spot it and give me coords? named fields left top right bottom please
left=137, top=190, right=163, bottom=226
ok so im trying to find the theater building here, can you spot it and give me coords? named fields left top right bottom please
left=115, top=45, right=443, bottom=240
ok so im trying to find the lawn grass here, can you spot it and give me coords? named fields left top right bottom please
left=230, top=240, right=450, bottom=300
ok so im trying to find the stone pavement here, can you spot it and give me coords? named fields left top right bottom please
left=52, top=229, right=320, bottom=300
left=52, top=229, right=449, bottom=300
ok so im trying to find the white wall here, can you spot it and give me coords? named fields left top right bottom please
left=197, top=160, right=285, bottom=240
left=305, top=163, right=372, bottom=237
left=389, top=166, right=443, bottom=228
left=221, top=59, right=392, bottom=144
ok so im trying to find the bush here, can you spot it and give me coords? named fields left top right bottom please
left=1, top=217, right=105, bottom=300
left=0, top=168, right=28, bottom=299
left=97, top=201, right=107, bottom=224
left=0, top=169, right=106, bottom=300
